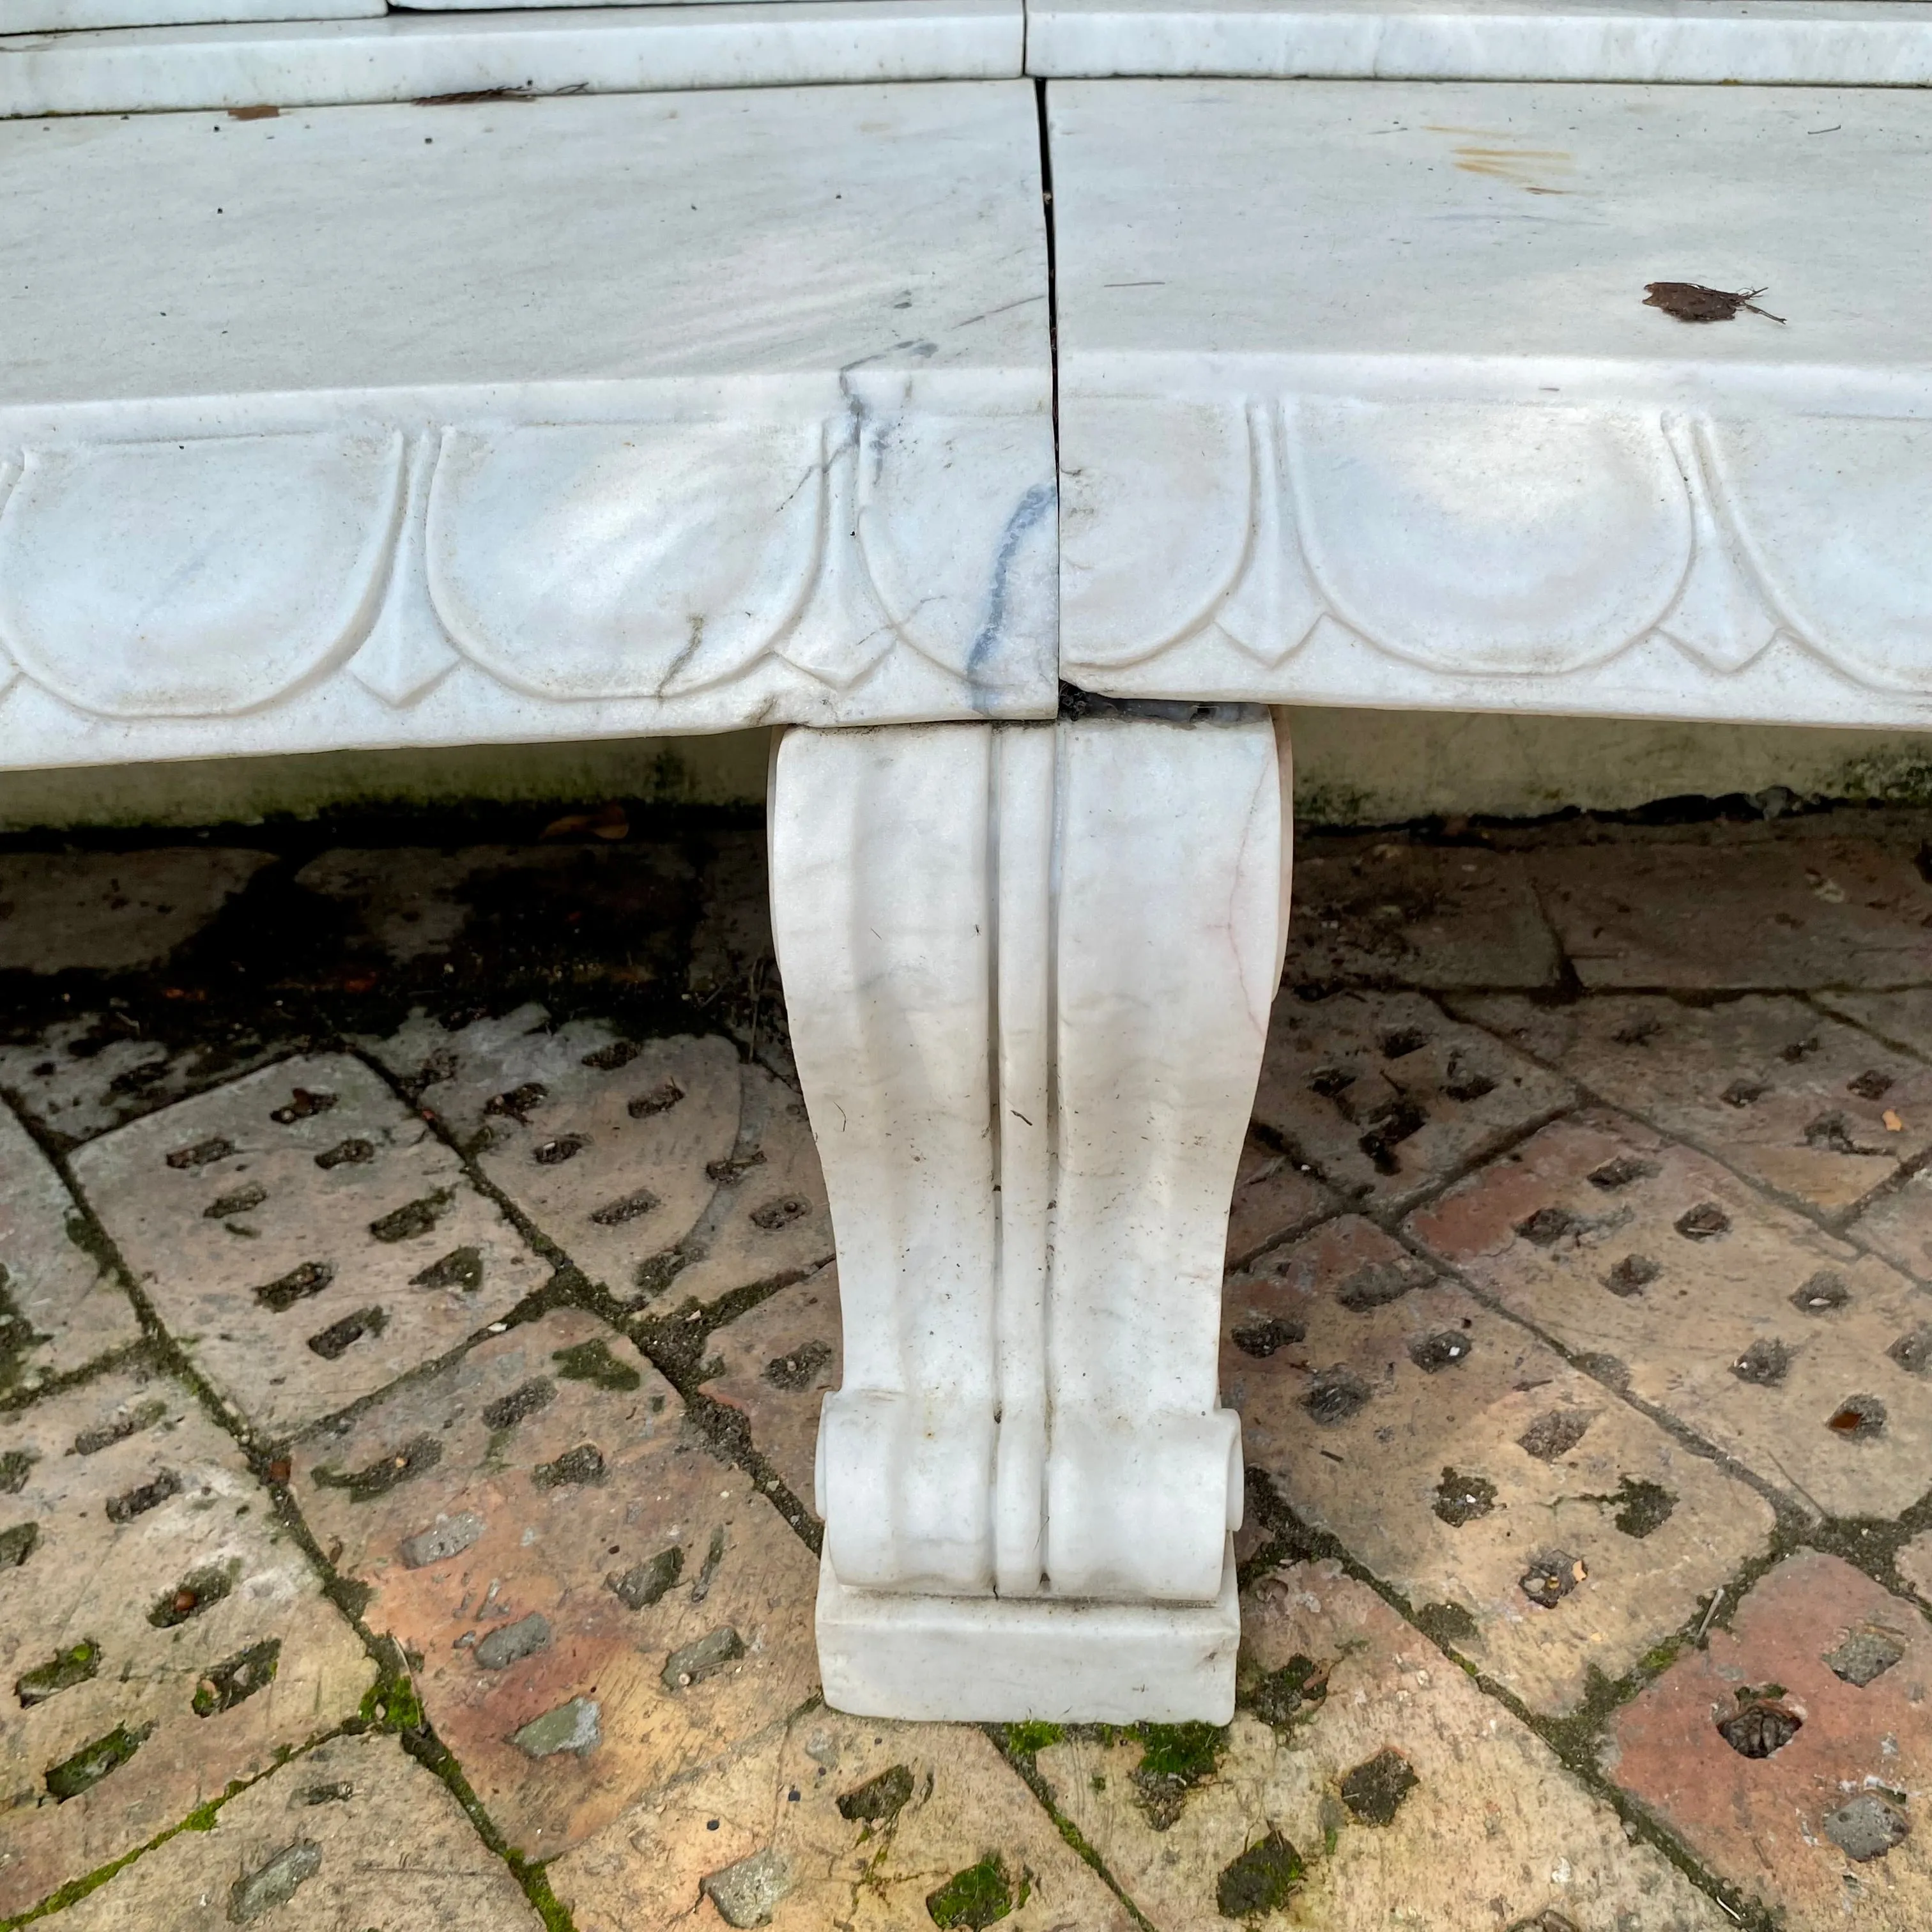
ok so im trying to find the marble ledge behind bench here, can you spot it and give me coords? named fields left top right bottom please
left=1027, top=0, right=1932, bottom=86
left=0, top=0, right=1025, bottom=118
left=16, top=0, right=1932, bottom=111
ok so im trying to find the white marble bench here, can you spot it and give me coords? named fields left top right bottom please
left=7, top=4, right=1932, bottom=1726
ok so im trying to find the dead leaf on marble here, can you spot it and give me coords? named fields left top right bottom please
left=1643, top=282, right=1786, bottom=325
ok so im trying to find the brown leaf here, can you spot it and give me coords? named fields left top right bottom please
left=226, top=104, right=279, bottom=121
left=1643, top=282, right=1786, bottom=325
left=540, top=802, right=629, bottom=841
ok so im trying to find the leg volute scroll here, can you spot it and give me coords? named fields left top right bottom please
left=769, top=703, right=1292, bottom=1719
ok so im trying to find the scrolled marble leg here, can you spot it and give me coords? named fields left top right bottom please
left=767, top=723, right=1002, bottom=1597
left=770, top=705, right=1291, bottom=1721
left=1045, top=707, right=1291, bottom=1604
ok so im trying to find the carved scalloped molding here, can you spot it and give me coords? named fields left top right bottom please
left=1059, top=395, right=1932, bottom=708
left=0, top=399, right=1057, bottom=737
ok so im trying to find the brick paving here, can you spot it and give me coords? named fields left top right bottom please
left=5, top=803, right=1932, bottom=1930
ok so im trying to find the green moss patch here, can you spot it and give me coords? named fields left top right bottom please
left=17, top=1638, right=103, bottom=1707
left=553, top=1337, right=642, bottom=1391
left=1215, top=1831, right=1305, bottom=1919
left=46, top=1722, right=153, bottom=1802
left=926, top=1853, right=1023, bottom=1928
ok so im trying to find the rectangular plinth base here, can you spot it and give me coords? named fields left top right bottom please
left=815, top=1544, right=1239, bottom=1723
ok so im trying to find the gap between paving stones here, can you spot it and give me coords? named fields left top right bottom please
left=0, top=1078, right=675, bottom=1926
left=36, top=988, right=1129, bottom=1924
left=981, top=1723, right=1165, bottom=1932
left=1450, top=985, right=1932, bottom=1239
left=1315, top=1036, right=1932, bottom=1605
left=1291, top=981, right=1932, bottom=1537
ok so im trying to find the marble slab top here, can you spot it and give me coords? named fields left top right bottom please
left=4, top=75, right=1045, bottom=404
left=1050, top=79, right=1932, bottom=726
left=0, top=81, right=1055, bottom=762
left=1052, top=77, right=1932, bottom=384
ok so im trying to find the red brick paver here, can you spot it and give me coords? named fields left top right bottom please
left=1609, top=1551, right=1932, bottom=1928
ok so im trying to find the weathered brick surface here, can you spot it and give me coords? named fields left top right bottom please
left=1816, top=988, right=1932, bottom=1059
left=70, top=1054, right=548, bottom=1437
left=1225, top=1130, right=1338, bottom=1271
left=1251, top=990, right=1574, bottom=1212
left=1225, top=1218, right=1776, bottom=1715
left=0, top=1370, right=373, bottom=1920
left=553, top=1708, right=1135, bottom=1932
left=0, top=1101, right=141, bottom=1396
left=1842, top=1175, right=1932, bottom=1287
left=363, top=1007, right=831, bottom=1311
left=1409, top=1112, right=1932, bottom=1520
left=291, top=1308, right=819, bottom=1862
left=45, top=1732, right=542, bottom=1931
left=0, top=848, right=273, bottom=975
left=10, top=807, right=1932, bottom=1926
left=1285, top=839, right=1561, bottom=990
left=1608, top=1552, right=1932, bottom=1929
left=0, top=1011, right=289, bottom=1146
left=702, top=1266, right=841, bottom=1506
left=643, top=1060, right=831, bottom=1311
left=1035, top=1560, right=1729, bottom=1931
left=1530, top=834, right=1932, bottom=990
left=1454, top=992, right=1932, bottom=1217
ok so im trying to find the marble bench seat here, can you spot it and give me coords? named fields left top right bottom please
left=10, top=50, right=1932, bottom=1726
left=0, top=79, right=1054, bottom=762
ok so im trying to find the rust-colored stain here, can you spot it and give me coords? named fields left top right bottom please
left=1423, top=125, right=1575, bottom=195
left=1452, top=147, right=1574, bottom=194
